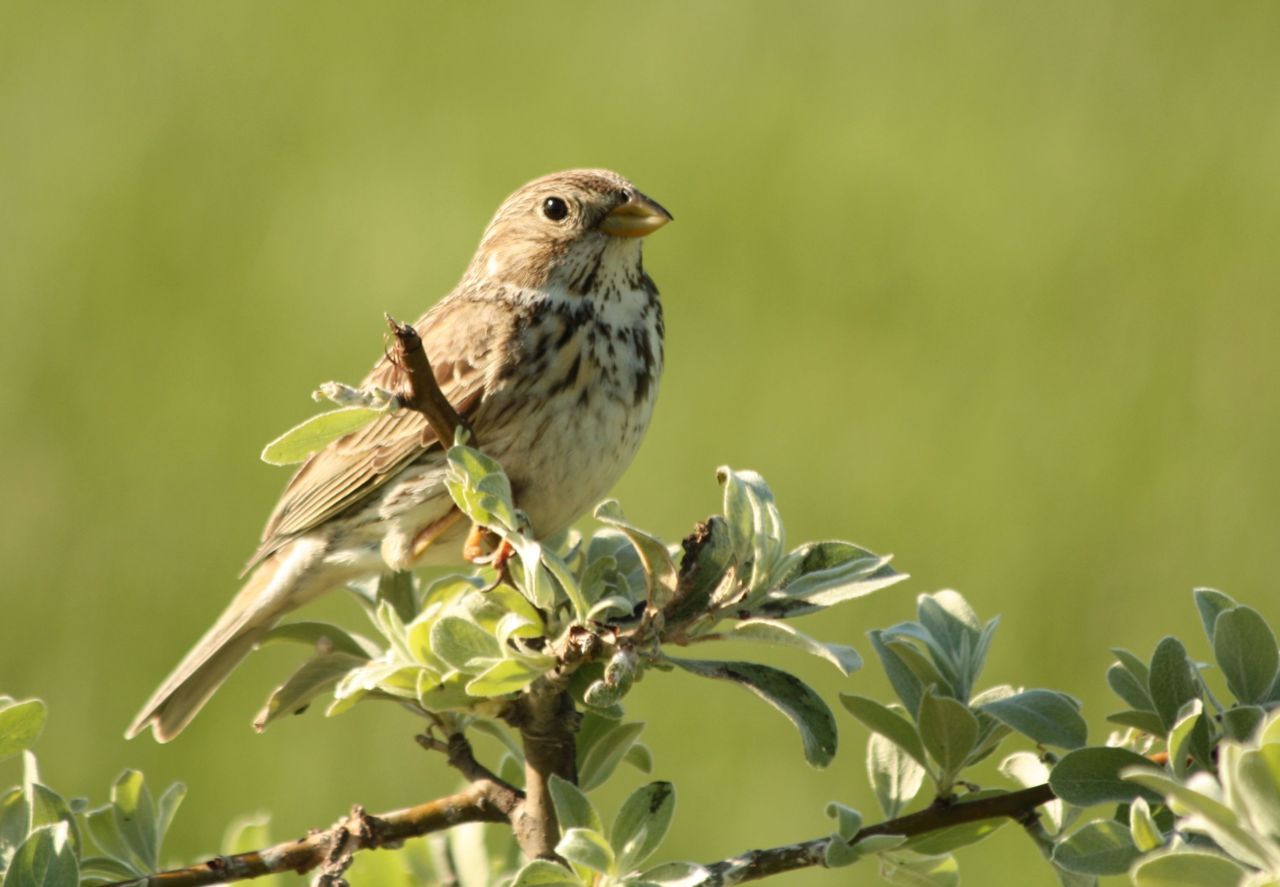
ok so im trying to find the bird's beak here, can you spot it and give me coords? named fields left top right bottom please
left=599, top=193, right=673, bottom=238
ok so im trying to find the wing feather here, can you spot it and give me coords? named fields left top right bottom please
left=247, top=296, right=499, bottom=567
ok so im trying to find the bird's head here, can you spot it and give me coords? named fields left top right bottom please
left=469, top=169, right=672, bottom=293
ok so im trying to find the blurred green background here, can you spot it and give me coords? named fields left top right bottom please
left=3, top=2, right=1279, bottom=883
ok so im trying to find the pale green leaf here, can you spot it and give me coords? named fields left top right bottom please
left=1051, top=820, right=1138, bottom=875
left=611, top=781, right=675, bottom=873
left=917, top=690, right=979, bottom=784
left=1049, top=747, right=1162, bottom=806
left=254, top=652, right=366, bottom=731
left=1149, top=637, right=1201, bottom=732
left=111, top=770, right=157, bottom=870
left=1193, top=588, right=1237, bottom=645
left=548, top=775, right=602, bottom=835
left=868, top=732, right=927, bottom=818
left=555, top=827, right=615, bottom=876
left=1131, top=850, right=1247, bottom=887
left=1129, top=798, right=1164, bottom=852
left=824, top=802, right=862, bottom=840
left=579, top=722, right=645, bottom=792
left=841, top=693, right=928, bottom=769
left=1214, top=606, right=1279, bottom=705
left=979, top=689, right=1087, bottom=750
left=0, top=700, right=46, bottom=763
left=430, top=615, right=502, bottom=672
left=510, top=859, right=583, bottom=887
left=3, top=823, right=78, bottom=887
left=593, top=501, right=677, bottom=610
left=729, top=619, right=862, bottom=675
left=261, top=407, right=380, bottom=465
left=261, top=621, right=376, bottom=659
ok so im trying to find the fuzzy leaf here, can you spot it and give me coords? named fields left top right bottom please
left=1050, top=747, right=1162, bottom=806
left=261, top=407, right=380, bottom=465
left=979, top=690, right=1087, bottom=750
left=1213, top=606, right=1279, bottom=705
left=254, top=652, right=366, bottom=730
left=4, top=822, right=78, bottom=887
left=611, top=782, right=675, bottom=873
left=548, top=776, right=602, bottom=835
left=868, top=732, right=927, bottom=818
left=555, top=827, right=614, bottom=876
left=840, top=694, right=928, bottom=769
left=579, top=722, right=645, bottom=792
left=917, top=690, right=979, bottom=783
left=1148, top=637, right=1201, bottom=732
left=510, top=859, right=584, bottom=887
left=0, top=700, right=46, bottom=763
left=1131, top=851, right=1246, bottom=887
left=729, top=619, right=862, bottom=675
left=1051, top=820, right=1139, bottom=875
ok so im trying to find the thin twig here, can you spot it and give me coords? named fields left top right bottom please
left=384, top=314, right=470, bottom=446
left=103, top=784, right=514, bottom=887
left=695, top=782, right=1057, bottom=885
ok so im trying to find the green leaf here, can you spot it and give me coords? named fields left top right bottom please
left=1193, top=588, right=1237, bottom=645
left=1000, top=751, right=1063, bottom=833
left=78, top=856, right=142, bottom=885
left=1112, top=648, right=1151, bottom=687
left=593, top=501, right=677, bottom=610
left=1234, top=745, right=1280, bottom=842
left=548, top=776, right=602, bottom=835
left=510, top=859, right=584, bottom=887
left=430, top=615, right=502, bottom=672
left=1213, top=606, right=1279, bottom=705
left=0, top=700, right=46, bottom=763
left=375, top=570, right=418, bottom=624
left=867, top=733, right=927, bottom=818
left=1107, top=664, right=1155, bottom=712
left=979, top=689, right=1087, bottom=750
left=904, top=808, right=1006, bottom=854
left=918, top=592, right=981, bottom=662
left=155, top=783, right=186, bottom=848
left=3, top=823, right=78, bottom=887
left=611, top=782, right=675, bottom=873
left=555, top=827, right=615, bottom=876
left=111, top=770, right=157, bottom=871
left=1051, top=820, right=1139, bottom=875
left=1221, top=705, right=1265, bottom=741
left=579, top=722, right=645, bottom=792
left=1049, top=747, right=1162, bottom=806
left=623, top=743, right=653, bottom=774
left=879, top=850, right=960, bottom=886
left=716, top=467, right=786, bottom=596
left=668, top=658, right=838, bottom=767
left=262, top=621, right=375, bottom=659
left=917, top=690, right=979, bottom=785
left=824, top=802, right=862, bottom=841
left=444, top=444, right=519, bottom=530
left=636, top=861, right=712, bottom=885
left=840, top=694, right=928, bottom=769
left=261, top=407, right=380, bottom=465
left=729, top=619, right=862, bottom=675
left=869, top=631, right=925, bottom=716
left=1131, top=850, right=1247, bottom=887
left=254, top=652, right=367, bottom=731
left=26, top=784, right=78, bottom=856
left=1148, top=637, right=1201, bottom=732
left=760, top=541, right=906, bottom=618
left=1166, top=700, right=1205, bottom=779
left=1106, top=709, right=1167, bottom=736
left=83, top=806, right=134, bottom=870
left=1128, top=798, right=1164, bottom=852
left=465, top=658, right=548, bottom=697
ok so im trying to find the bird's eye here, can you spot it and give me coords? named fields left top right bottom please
left=542, top=197, right=570, bottom=222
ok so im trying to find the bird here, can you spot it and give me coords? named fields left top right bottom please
left=128, top=169, right=672, bottom=742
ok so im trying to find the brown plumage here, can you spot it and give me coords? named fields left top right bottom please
left=128, top=169, right=672, bottom=742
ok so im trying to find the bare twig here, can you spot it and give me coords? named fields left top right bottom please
left=695, top=782, right=1057, bottom=885
left=103, top=784, right=514, bottom=887
left=384, top=314, right=470, bottom=446
left=415, top=730, right=521, bottom=807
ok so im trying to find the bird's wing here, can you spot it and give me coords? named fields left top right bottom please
left=249, top=297, right=496, bottom=567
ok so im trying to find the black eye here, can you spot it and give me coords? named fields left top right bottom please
left=542, top=197, right=569, bottom=221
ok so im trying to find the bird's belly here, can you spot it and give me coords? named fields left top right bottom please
left=494, top=385, right=656, bottom=537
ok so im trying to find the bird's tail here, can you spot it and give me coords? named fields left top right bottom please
left=126, top=544, right=322, bottom=742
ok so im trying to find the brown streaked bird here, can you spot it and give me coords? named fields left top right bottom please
left=128, top=169, right=671, bottom=742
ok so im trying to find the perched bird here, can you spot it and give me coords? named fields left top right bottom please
left=128, top=169, right=672, bottom=742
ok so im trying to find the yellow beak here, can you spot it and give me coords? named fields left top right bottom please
left=599, top=193, right=673, bottom=238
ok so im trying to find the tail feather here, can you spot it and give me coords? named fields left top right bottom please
left=126, top=545, right=319, bottom=742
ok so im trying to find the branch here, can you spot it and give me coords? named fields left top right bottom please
left=695, top=782, right=1056, bottom=885
left=385, top=314, right=470, bottom=446
left=105, top=783, right=515, bottom=887
left=505, top=682, right=580, bottom=860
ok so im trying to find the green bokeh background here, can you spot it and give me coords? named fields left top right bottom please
left=3, top=3, right=1279, bottom=884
